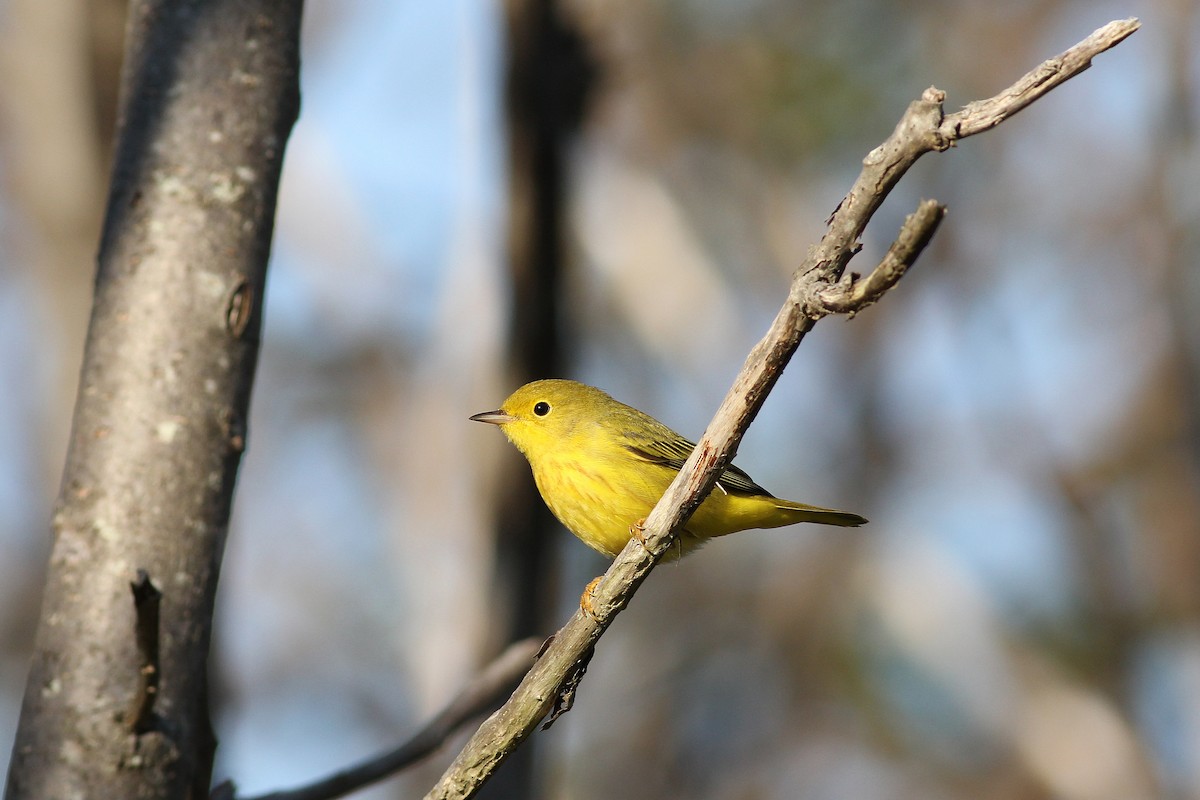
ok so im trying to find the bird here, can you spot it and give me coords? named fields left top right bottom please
left=471, top=379, right=866, bottom=562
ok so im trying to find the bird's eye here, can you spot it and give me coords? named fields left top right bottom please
left=533, top=401, right=551, bottom=417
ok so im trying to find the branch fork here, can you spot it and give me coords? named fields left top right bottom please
left=812, top=199, right=947, bottom=318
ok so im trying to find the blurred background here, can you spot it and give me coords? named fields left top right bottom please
left=0, top=1, right=1194, bottom=798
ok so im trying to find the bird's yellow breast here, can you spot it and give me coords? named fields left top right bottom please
left=529, top=436, right=665, bottom=558
left=527, top=427, right=780, bottom=558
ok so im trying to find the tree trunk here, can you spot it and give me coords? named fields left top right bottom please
left=482, top=3, right=595, bottom=796
left=5, top=2, right=302, bottom=798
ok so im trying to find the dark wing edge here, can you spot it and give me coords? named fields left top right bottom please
left=623, top=442, right=774, bottom=498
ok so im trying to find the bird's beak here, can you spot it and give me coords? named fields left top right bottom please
left=470, top=409, right=516, bottom=425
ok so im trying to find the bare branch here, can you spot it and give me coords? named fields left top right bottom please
left=423, top=18, right=1139, bottom=800
left=229, top=639, right=542, bottom=800
left=945, top=18, right=1141, bottom=139
left=815, top=199, right=946, bottom=316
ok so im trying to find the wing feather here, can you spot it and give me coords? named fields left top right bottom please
left=622, top=436, right=773, bottom=498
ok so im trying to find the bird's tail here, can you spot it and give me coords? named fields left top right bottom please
left=773, top=499, right=867, bottom=528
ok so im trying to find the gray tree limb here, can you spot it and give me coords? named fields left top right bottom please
left=5, top=1, right=303, bottom=798
left=222, top=639, right=542, bottom=800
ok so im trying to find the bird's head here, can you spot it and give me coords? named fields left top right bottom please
left=470, top=379, right=605, bottom=460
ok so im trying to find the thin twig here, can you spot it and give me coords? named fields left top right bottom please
left=222, top=638, right=542, bottom=800
left=945, top=18, right=1140, bottom=138
left=816, top=199, right=946, bottom=315
left=424, top=18, right=1140, bottom=800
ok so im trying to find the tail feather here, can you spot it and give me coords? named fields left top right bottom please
left=774, top=500, right=867, bottom=528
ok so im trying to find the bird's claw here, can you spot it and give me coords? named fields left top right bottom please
left=580, top=576, right=604, bottom=620
left=629, top=518, right=648, bottom=548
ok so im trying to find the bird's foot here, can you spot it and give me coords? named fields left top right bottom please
left=580, top=576, right=604, bottom=620
left=629, top=518, right=648, bottom=548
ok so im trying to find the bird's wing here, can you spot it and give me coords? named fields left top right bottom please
left=623, top=434, right=773, bottom=498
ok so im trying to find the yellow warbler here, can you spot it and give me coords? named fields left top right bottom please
left=471, top=379, right=866, bottom=559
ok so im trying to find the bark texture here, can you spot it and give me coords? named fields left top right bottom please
left=5, top=2, right=302, bottom=798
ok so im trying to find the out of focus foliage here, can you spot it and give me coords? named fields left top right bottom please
left=1, top=1, right=1192, bottom=799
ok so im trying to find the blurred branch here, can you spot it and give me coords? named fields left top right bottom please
left=423, top=18, right=1139, bottom=800
left=220, top=639, right=541, bottom=800
left=488, top=5, right=599, bottom=794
